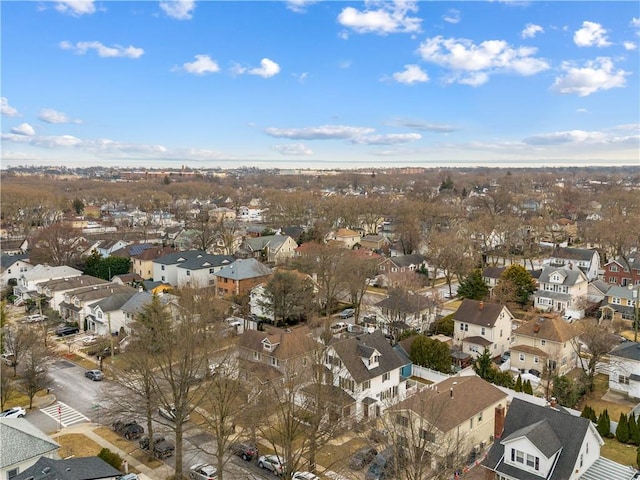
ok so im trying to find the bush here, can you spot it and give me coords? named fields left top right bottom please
left=98, top=448, right=123, bottom=471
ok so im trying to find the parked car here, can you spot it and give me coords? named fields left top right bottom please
left=500, top=351, right=511, bottom=363
left=257, top=455, right=286, bottom=475
left=112, top=420, right=144, bottom=440
left=56, top=325, right=79, bottom=337
left=229, top=441, right=258, bottom=461
left=116, top=475, right=139, bottom=480
left=330, top=322, right=348, bottom=334
left=0, top=406, right=26, bottom=418
left=85, top=369, right=104, bottom=381
left=189, top=463, right=218, bottom=480
left=158, top=404, right=190, bottom=422
left=349, top=446, right=378, bottom=470
left=1, top=353, right=16, bottom=366
left=139, top=434, right=175, bottom=458
left=365, top=448, right=397, bottom=480
left=339, top=308, right=355, bottom=319
left=25, top=314, right=47, bottom=323
left=292, top=473, right=320, bottom=480
left=81, top=335, right=99, bottom=345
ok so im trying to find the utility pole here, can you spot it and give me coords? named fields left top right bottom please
left=108, top=313, right=114, bottom=362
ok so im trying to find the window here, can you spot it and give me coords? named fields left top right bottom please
left=459, top=323, right=468, bottom=332
left=339, top=376, right=355, bottom=391
left=619, top=375, right=630, bottom=385
left=610, top=265, right=619, bottom=272
left=420, top=428, right=436, bottom=442
left=609, top=276, right=617, bottom=283
left=270, top=357, right=279, bottom=367
left=7, top=468, right=18, bottom=479
left=481, top=327, right=486, bottom=336
left=534, top=357, right=539, bottom=364
left=382, top=372, right=390, bottom=382
left=541, top=339, right=546, bottom=346
left=161, top=276, right=165, bottom=282
left=253, top=351, right=261, bottom=361
left=362, top=380, right=371, bottom=390
left=612, top=297, right=621, bottom=305
left=500, top=329, right=503, bottom=338
left=186, top=270, right=191, bottom=276
left=161, top=265, right=165, bottom=270
left=396, top=415, right=409, bottom=427
left=516, top=450, right=524, bottom=463
left=469, top=418, right=474, bottom=429
left=478, top=411, right=483, bottom=422
left=209, top=268, right=215, bottom=274
left=519, top=353, right=525, bottom=362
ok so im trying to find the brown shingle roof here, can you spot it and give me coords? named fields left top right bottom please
left=514, top=316, right=577, bottom=343
left=238, top=325, right=319, bottom=361
left=454, top=299, right=507, bottom=327
left=393, top=376, right=507, bottom=434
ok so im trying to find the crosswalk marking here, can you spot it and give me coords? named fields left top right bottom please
left=40, top=401, right=89, bottom=427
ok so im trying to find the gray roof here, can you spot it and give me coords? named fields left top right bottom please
left=551, top=246, right=597, bottom=262
left=385, top=254, right=427, bottom=268
left=590, top=279, right=610, bottom=295
left=176, top=254, right=234, bottom=270
left=580, top=457, right=639, bottom=480
left=483, top=398, right=596, bottom=480
left=609, top=341, right=640, bottom=361
left=483, top=266, right=505, bottom=279
left=214, top=258, right=272, bottom=281
left=153, top=250, right=208, bottom=265
left=375, top=291, right=434, bottom=313
left=606, top=255, right=640, bottom=272
left=330, top=330, right=406, bottom=384
left=1, top=253, right=29, bottom=270
left=14, top=456, right=121, bottom=480
left=0, top=418, right=59, bottom=468
left=607, top=285, right=638, bottom=300
left=538, top=266, right=587, bottom=286
left=121, top=291, right=176, bottom=315
left=501, top=419, right=561, bottom=457
left=91, top=288, right=138, bottom=313
left=242, top=235, right=291, bottom=252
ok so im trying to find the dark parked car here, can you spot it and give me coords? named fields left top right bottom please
left=229, top=441, right=258, bottom=461
left=112, top=420, right=144, bottom=440
left=349, top=446, right=378, bottom=470
left=139, top=434, right=175, bottom=458
left=56, top=325, right=79, bottom=337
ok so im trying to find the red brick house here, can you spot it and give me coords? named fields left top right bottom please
left=603, top=255, right=640, bottom=287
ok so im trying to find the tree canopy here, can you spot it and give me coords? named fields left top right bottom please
left=457, top=268, right=489, bottom=301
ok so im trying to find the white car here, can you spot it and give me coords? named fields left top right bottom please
left=0, top=406, right=26, bottom=418
left=292, top=472, right=320, bottom=480
left=158, top=404, right=190, bottom=422
left=81, top=335, right=99, bottom=345
left=25, top=314, right=47, bottom=323
left=258, top=455, right=286, bottom=475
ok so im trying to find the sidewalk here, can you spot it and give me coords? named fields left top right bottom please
left=51, top=423, right=172, bottom=480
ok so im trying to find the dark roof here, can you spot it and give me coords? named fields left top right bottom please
left=214, top=258, right=272, bottom=281
left=176, top=254, right=234, bottom=270
left=1, top=253, right=29, bottom=270
left=454, top=299, right=507, bottom=327
left=375, top=291, right=434, bottom=313
left=483, top=397, right=596, bottom=480
left=14, top=456, right=121, bottom=480
left=385, top=254, right=426, bottom=268
left=483, top=266, right=505, bottom=279
left=462, top=336, right=492, bottom=347
left=538, top=266, right=586, bottom=286
left=153, top=250, right=209, bottom=265
left=609, top=341, right=640, bottom=362
left=330, top=330, right=406, bottom=384
left=551, top=246, right=597, bottom=262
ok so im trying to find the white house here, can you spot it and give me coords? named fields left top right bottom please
left=608, top=341, right=640, bottom=399
left=453, top=299, right=515, bottom=359
left=13, top=265, right=83, bottom=305
left=533, top=266, right=589, bottom=319
left=547, top=246, right=601, bottom=281
left=37, top=275, right=108, bottom=311
left=482, top=397, right=636, bottom=480
left=153, top=250, right=234, bottom=288
left=323, top=330, right=409, bottom=421
left=0, top=254, right=31, bottom=289
left=0, top=418, right=59, bottom=480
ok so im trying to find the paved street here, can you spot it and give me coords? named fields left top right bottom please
left=40, top=401, right=89, bottom=428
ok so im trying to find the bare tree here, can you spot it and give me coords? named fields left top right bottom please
left=29, top=223, right=83, bottom=267
left=573, top=319, right=619, bottom=392
left=0, top=365, right=15, bottom=410
left=4, top=325, right=39, bottom=377
left=21, top=341, right=52, bottom=409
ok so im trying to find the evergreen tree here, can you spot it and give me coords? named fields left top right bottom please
left=581, top=405, right=596, bottom=420
left=597, top=409, right=611, bottom=437
left=457, top=269, right=489, bottom=301
left=617, top=413, right=630, bottom=443
left=514, top=375, right=523, bottom=392
left=523, top=379, right=534, bottom=395
left=498, top=264, right=537, bottom=306
left=630, top=414, right=640, bottom=445
left=637, top=446, right=640, bottom=469
left=473, top=347, right=495, bottom=381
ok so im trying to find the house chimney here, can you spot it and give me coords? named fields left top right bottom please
left=550, top=397, right=557, bottom=408
left=533, top=323, right=541, bottom=334
left=479, top=301, right=484, bottom=311
left=494, top=404, right=505, bottom=440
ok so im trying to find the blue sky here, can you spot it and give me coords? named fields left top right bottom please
left=1, top=0, right=639, bottom=169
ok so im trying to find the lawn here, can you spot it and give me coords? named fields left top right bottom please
left=576, top=374, right=637, bottom=422
left=94, top=427, right=163, bottom=469
left=56, top=433, right=102, bottom=459
left=601, top=438, right=638, bottom=468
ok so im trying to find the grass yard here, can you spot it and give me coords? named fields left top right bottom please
left=317, top=437, right=366, bottom=473
left=601, top=438, right=638, bottom=468
left=94, top=427, right=163, bottom=469
left=576, top=374, right=637, bottom=421
left=56, top=433, right=103, bottom=459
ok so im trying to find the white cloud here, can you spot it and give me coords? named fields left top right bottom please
left=574, top=21, right=611, bottom=47
left=443, top=9, right=460, bottom=24
left=293, top=72, right=308, bottom=82
left=159, top=0, right=196, bottom=20
left=391, top=64, right=429, bottom=84
left=417, top=36, right=549, bottom=85
left=523, top=128, right=638, bottom=146
left=392, top=118, right=456, bottom=133
left=11, top=123, right=35, bottom=136
left=272, top=143, right=313, bottom=155
left=178, top=54, right=220, bottom=75
left=55, top=1, right=96, bottom=16
left=264, top=125, right=375, bottom=140
left=632, top=17, right=640, bottom=28
left=38, top=108, right=80, bottom=124
left=60, top=40, right=144, bottom=58
left=1, top=97, right=19, bottom=117
left=338, top=60, right=353, bottom=69
left=623, top=41, right=637, bottom=51
left=521, top=23, right=543, bottom=39
left=576, top=108, right=588, bottom=113
left=248, top=58, right=281, bottom=78
left=338, top=0, right=422, bottom=35
left=552, top=57, right=628, bottom=96
left=285, top=0, right=318, bottom=13
left=352, top=133, right=421, bottom=145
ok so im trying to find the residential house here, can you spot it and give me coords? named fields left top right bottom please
left=0, top=238, right=28, bottom=256
left=0, top=418, right=59, bottom=480
left=237, top=325, right=320, bottom=383
left=13, top=265, right=83, bottom=305
left=547, top=246, right=601, bottom=281
left=323, top=330, right=408, bottom=420
left=213, top=258, right=273, bottom=298
left=1, top=254, right=31, bottom=288
left=327, top=228, right=361, bottom=249
left=14, top=457, right=121, bottom=480
left=359, top=235, right=391, bottom=254
left=533, top=266, right=589, bottom=319
left=608, top=341, right=640, bottom=399
left=121, top=291, right=178, bottom=335
left=110, top=273, right=144, bottom=286
left=237, top=205, right=264, bottom=222
left=58, top=283, right=136, bottom=331
left=142, top=280, right=172, bottom=294
left=175, top=254, right=235, bottom=289
left=128, top=246, right=177, bottom=280
left=237, top=235, right=298, bottom=264
left=600, top=285, right=639, bottom=324
left=453, top=299, right=514, bottom=359
left=391, top=376, right=508, bottom=469
left=483, top=266, right=505, bottom=291
left=482, top=397, right=636, bottom=480
left=153, top=250, right=231, bottom=287
left=84, top=287, right=140, bottom=335
left=374, top=290, right=438, bottom=334
left=603, top=255, right=640, bottom=287
left=94, top=239, right=130, bottom=258
left=377, top=254, right=429, bottom=284
left=37, top=275, right=109, bottom=311
left=510, top=316, right=580, bottom=376
left=249, top=271, right=317, bottom=322
left=587, top=279, right=610, bottom=305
